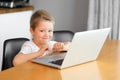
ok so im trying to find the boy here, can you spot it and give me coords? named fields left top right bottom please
left=13, top=9, right=69, bottom=66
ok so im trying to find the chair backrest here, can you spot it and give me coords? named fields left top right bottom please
left=2, top=38, right=29, bottom=71
left=53, top=30, right=74, bottom=42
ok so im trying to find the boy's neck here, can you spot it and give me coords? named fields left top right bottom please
left=32, top=39, right=48, bottom=47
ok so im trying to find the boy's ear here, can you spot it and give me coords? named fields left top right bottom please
left=30, top=28, right=34, bottom=35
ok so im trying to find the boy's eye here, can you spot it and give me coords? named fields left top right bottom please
left=40, top=30, right=44, bottom=32
left=48, top=30, right=53, bottom=32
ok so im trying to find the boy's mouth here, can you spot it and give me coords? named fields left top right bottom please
left=43, top=38, right=49, bottom=39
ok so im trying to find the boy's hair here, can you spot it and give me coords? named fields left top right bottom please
left=30, top=9, right=55, bottom=30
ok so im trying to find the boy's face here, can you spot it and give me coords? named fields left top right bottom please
left=30, top=20, right=54, bottom=45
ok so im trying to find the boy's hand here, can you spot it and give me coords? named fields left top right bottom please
left=53, top=42, right=71, bottom=52
left=40, top=44, right=51, bottom=52
left=53, top=42, right=64, bottom=51
left=36, top=44, right=51, bottom=57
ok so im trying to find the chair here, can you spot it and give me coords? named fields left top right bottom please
left=53, top=30, right=74, bottom=42
left=1, top=38, right=29, bottom=71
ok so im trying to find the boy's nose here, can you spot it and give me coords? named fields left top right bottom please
left=44, top=32, right=49, bottom=36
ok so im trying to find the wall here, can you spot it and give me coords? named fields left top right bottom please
left=0, top=11, right=32, bottom=71
left=30, top=0, right=89, bottom=32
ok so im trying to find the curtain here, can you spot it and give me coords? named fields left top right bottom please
left=88, top=0, right=120, bottom=40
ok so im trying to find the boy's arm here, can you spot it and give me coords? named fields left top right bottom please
left=13, top=45, right=50, bottom=66
left=13, top=50, right=43, bottom=66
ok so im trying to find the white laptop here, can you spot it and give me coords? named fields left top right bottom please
left=32, top=28, right=111, bottom=69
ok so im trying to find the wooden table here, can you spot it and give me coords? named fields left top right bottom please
left=0, top=39, right=120, bottom=80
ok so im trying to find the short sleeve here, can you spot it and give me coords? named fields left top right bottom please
left=20, top=44, right=32, bottom=54
left=19, top=41, right=39, bottom=54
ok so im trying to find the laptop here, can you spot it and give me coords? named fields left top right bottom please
left=32, top=28, right=111, bottom=69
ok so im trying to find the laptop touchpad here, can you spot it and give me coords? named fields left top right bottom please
left=49, top=59, right=64, bottom=65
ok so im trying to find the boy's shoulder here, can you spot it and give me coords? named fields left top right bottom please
left=23, top=40, right=36, bottom=47
left=24, top=40, right=32, bottom=44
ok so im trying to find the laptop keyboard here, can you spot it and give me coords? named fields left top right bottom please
left=49, top=59, right=64, bottom=65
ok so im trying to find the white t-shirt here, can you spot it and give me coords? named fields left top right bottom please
left=20, top=40, right=56, bottom=56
